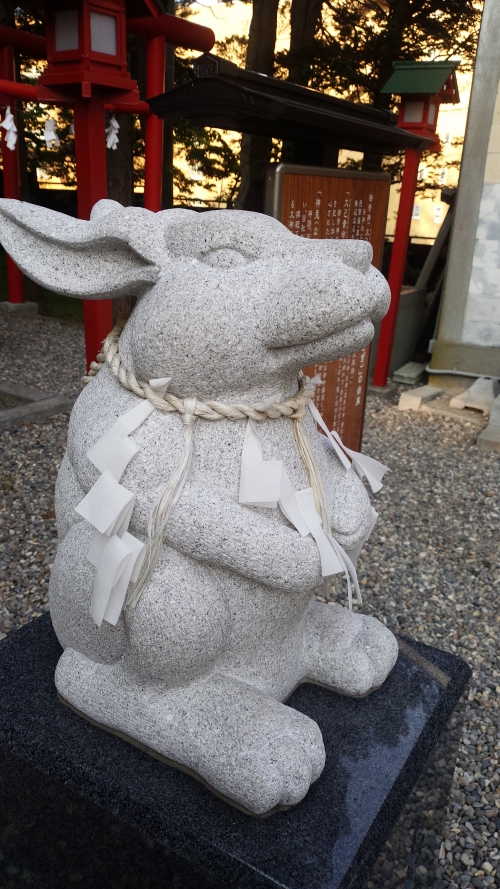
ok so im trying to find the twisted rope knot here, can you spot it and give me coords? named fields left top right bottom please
left=83, top=323, right=315, bottom=424
left=182, top=398, right=198, bottom=426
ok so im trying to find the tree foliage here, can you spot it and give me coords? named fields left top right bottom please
left=170, top=54, right=242, bottom=205
left=3, top=0, right=484, bottom=206
left=3, top=4, right=240, bottom=206
left=280, top=0, right=482, bottom=108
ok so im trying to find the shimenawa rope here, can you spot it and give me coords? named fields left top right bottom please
left=84, top=323, right=332, bottom=606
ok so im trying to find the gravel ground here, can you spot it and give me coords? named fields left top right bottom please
left=0, top=311, right=85, bottom=397
left=1, top=313, right=500, bottom=887
left=327, top=403, right=500, bottom=889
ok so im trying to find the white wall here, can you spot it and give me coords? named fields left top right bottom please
left=462, top=85, right=500, bottom=347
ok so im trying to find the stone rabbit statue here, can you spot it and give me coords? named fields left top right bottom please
left=0, top=199, right=398, bottom=815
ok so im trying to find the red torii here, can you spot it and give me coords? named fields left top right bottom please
left=0, top=4, right=214, bottom=368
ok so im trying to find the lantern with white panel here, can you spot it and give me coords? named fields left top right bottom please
left=381, top=60, right=459, bottom=152
left=38, top=0, right=138, bottom=101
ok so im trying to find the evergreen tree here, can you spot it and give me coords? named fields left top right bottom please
left=3, top=0, right=484, bottom=207
left=291, top=0, right=482, bottom=108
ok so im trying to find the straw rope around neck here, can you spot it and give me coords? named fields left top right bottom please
left=83, top=323, right=331, bottom=606
left=83, top=322, right=314, bottom=423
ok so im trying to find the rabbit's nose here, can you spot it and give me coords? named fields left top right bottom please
left=262, top=261, right=390, bottom=348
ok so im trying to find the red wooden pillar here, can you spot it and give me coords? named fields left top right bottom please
left=0, top=46, right=24, bottom=304
left=73, top=99, right=113, bottom=370
left=144, top=35, right=165, bottom=212
left=372, top=147, right=421, bottom=387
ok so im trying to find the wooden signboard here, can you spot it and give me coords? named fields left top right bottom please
left=265, top=164, right=390, bottom=450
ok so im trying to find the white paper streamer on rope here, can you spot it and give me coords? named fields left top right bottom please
left=238, top=419, right=363, bottom=608
left=77, top=367, right=387, bottom=623
left=90, top=534, right=133, bottom=626
left=44, top=118, right=59, bottom=148
left=75, top=377, right=170, bottom=627
left=308, top=395, right=389, bottom=493
left=239, top=419, right=310, bottom=536
left=103, top=532, right=147, bottom=625
left=76, top=470, right=136, bottom=536
left=326, top=530, right=362, bottom=611
left=105, top=115, right=120, bottom=150
left=1, top=107, right=17, bottom=151
left=294, top=488, right=344, bottom=576
left=293, top=486, right=361, bottom=610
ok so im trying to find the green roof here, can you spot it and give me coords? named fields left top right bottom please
left=380, top=60, right=459, bottom=96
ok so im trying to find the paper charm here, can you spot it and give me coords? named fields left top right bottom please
left=1, top=107, right=17, bottom=151
left=75, top=469, right=136, bottom=537
left=75, top=378, right=170, bottom=627
left=294, top=488, right=344, bottom=576
left=308, top=398, right=390, bottom=493
left=345, top=507, right=378, bottom=570
left=106, top=115, right=120, bottom=150
left=44, top=118, right=60, bottom=148
left=239, top=419, right=309, bottom=536
left=239, top=419, right=362, bottom=607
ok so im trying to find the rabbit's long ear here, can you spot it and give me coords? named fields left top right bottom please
left=0, top=199, right=161, bottom=299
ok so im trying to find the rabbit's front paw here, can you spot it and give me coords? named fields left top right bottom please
left=302, top=601, right=398, bottom=696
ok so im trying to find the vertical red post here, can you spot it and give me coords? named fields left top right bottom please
left=0, top=46, right=24, bottom=304
left=144, top=35, right=165, bottom=212
left=372, top=147, right=421, bottom=387
left=73, top=100, right=113, bottom=370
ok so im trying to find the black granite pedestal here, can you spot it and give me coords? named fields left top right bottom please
left=0, top=615, right=470, bottom=889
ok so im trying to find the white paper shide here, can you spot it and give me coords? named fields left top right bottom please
left=74, top=379, right=170, bottom=626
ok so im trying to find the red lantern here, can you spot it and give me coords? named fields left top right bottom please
left=38, top=0, right=139, bottom=102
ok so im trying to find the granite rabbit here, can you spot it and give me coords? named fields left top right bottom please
left=0, top=198, right=398, bottom=815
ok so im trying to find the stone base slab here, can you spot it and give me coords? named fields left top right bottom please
left=419, top=396, right=488, bottom=426
left=0, top=381, right=74, bottom=429
left=391, top=361, right=426, bottom=386
left=0, top=394, right=74, bottom=430
left=367, top=381, right=398, bottom=400
left=0, top=616, right=470, bottom=889
left=477, top=424, right=500, bottom=453
left=430, top=340, right=500, bottom=378
left=398, top=385, right=444, bottom=412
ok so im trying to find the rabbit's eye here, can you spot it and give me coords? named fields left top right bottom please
left=200, top=248, right=250, bottom=268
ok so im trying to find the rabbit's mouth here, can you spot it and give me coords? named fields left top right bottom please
left=268, top=318, right=375, bottom=370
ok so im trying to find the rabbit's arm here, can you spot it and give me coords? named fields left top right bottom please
left=55, top=453, right=86, bottom=541
left=132, top=481, right=322, bottom=594
left=319, top=438, right=373, bottom=548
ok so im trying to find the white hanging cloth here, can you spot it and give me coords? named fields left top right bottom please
left=307, top=375, right=390, bottom=493
left=238, top=390, right=389, bottom=609
left=105, top=115, right=120, bottom=150
left=44, top=118, right=59, bottom=148
left=75, top=378, right=170, bottom=627
left=1, top=107, right=17, bottom=151
left=238, top=419, right=363, bottom=608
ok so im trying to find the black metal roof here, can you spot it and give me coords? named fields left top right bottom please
left=149, top=53, right=432, bottom=154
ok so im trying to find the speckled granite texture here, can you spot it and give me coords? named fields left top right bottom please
left=0, top=616, right=470, bottom=889
left=0, top=199, right=398, bottom=814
